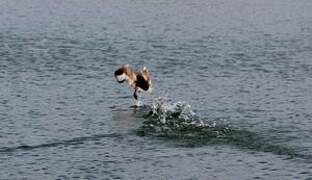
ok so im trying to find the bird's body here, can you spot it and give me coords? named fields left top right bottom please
left=114, top=64, right=152, bottom=100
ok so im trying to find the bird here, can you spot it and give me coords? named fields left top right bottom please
left=114, top=64, right=152, bottom=101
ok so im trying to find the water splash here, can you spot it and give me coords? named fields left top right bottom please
left=138, top=97, right=231, bottom=140
left=136, top=97, right=311, bottom=161
left=149, top=97, right=204, bottom=126
left=135, top=100, right=144, bottom=107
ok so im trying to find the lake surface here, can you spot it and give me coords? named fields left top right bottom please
left=0, top=0, right=312, bottom=179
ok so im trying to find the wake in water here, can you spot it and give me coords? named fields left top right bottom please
left=149, top=97, right=203, bottom=125
left=1, top=97, right=308, bottom=161
left=137, top=97, right=232, bottom=140
left=137, top=97, right=311, bottom=161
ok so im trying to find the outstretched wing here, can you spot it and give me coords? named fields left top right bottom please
left=136, top=74, right=150, bottom=91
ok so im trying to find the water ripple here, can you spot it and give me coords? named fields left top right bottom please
left=0, top=133, right=122, bottom=154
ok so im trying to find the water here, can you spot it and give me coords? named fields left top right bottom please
left=1, top=0, right=312, bottom=179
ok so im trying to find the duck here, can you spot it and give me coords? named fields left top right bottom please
left=114, top=64, right=152, bottom=100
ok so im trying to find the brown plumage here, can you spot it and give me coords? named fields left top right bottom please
left=114, top=64, right=152, bottom=100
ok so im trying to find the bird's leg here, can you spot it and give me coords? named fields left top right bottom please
left=133, top=88, right=138, bottom=100
left=133, top=88, right=143, bottom=107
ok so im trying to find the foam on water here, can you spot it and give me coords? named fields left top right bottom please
left=137, top=97, right=311, bottom=161
left=150, top=97, right=204, bottom=126
left=137, top=97, right=231, bottom=141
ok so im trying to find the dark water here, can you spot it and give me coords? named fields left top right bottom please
left=1, top=0, right=312, bottom=179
